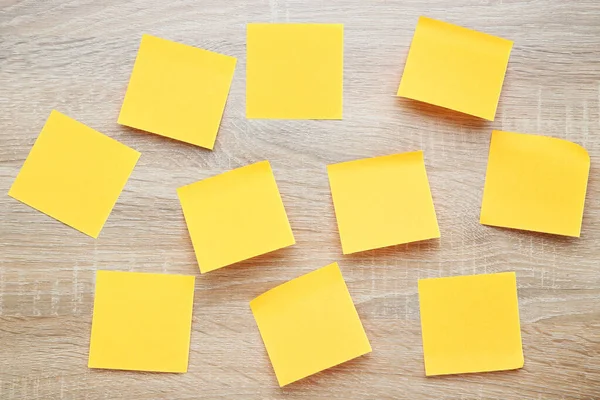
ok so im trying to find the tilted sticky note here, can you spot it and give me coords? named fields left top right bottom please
left=177, top=161, right=295, bottom=273
left=327, top=151, right=440, bottom=254
left=418, top=272, right=524, bottom=376
left=88, top=271, right=195, bottom=373
left=397, top=16, right=513, bottom=121
left=246, top=23, right=343, bottom=119
left=118, top=34, right=237, bottom=149
left=250, top=262, right=371, bottom=386
left=481, top=130, right=590, bottom=237
left=8, top=110, right=140, bottom=238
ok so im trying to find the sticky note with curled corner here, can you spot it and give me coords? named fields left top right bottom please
left=88, top=270, right=195, bottom=373
left=418, top=272, right=524, bottom=376
left=327, top=151, right=440, bottom=254
left=250, top=262, right=371, bottom=386
left=8, top=110, right=140, bottom=238
left=246, top=23, right=343, bottom=119
left=397, top=16, right=513, bottom=121
left=177, top=160, right=295, bottom=273
left=480, top=130, right=590, bottom=237
left=118, top=34, right=237, bottom=150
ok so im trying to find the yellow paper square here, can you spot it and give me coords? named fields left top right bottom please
left=88, top=270, right=195, bottom=373
left=418, top=272, right=524, bottom=376
left=481, top=130, right=590, bottom=237
left=397, top=16, right=513, bottom=121
left=246, top=23, right=343, bottom=119
left=177, top=161, right=295, bottom=273
left=118, top=34, right=237, bottom=149
left=8, top=110, right=140, bottom=238
left=250, top=262, right=371, bottom=386
left=327, top=151, right=440, bottom=254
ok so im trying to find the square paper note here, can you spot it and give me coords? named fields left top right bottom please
left=9, top=110, right=140, bottom=238
left=327, top=151, right=440, bottom=254
left=88, top=271, right=195, bottom=373
left=118, top=34, right=237, bottom=149
left=397, top=16, right=513, bottom=121
left=481, top=130, right=590, bottom=237
left=246, top=23, right=343, bottom=119
left=177, top=161, right=295, bottom=273
left=418, top=272, right=524, bottom=376
left=250, top=262, right=371, bottom=386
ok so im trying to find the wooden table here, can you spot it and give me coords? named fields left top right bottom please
left=1, top=1, right=599, bottom=398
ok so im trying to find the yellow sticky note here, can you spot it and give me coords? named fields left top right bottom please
left=481, top=130, right=590, bottom=237
left=118, top=34, right=237, bottom=149
left=177, top=161, right=295, bottom=273
left=418, top=272, right=523, bottom=376
left=246, top=23, right=343, bottom=119
left=250, top=262, right=371, bottom=386
left=397, top=16, right=513, bottom=121
left=88, top=270, right=195, bottom=373
left=8, top=110, right=140, bottom=238
left=327, top=151, right=440, bottom=254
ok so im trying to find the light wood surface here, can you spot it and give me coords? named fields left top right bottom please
left=1, top=1, right=600, bottom=399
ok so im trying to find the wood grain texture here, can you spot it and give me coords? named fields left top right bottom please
left=1, top=0, right=600, bottom=398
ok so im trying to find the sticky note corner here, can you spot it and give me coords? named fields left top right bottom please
left=515, top=353, right=525, bottom=369
left=7, top=184, right=17, bottom=199
left=258, top=159, right=273, bottom=170
left=202, top=139, right=216, bottom=151
left=483, top=113, right=496, bottom=122
left=130, top=147, right=142, bottom=161
left=87, top=228, right=101, bottom=240
left=49, top=109, right=63, bottom=118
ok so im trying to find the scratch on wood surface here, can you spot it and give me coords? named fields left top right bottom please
left=32, top=280, right=40, bottom=316
left=565, top=104, right=573, bottom=141
left=582, top=100, right=589, bottom=148
left=269, top=0, right=278, bottom=22
left=50, top=278, right=59, bottom=316
left=71, top=264, right=81, bottom=315
left=0, top=267, right=3, bottom=315
left=59, top=377, right=65, bottom=399
left=537, top=87, right=542, bottom=131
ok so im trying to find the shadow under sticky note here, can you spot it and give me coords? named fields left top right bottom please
left=88, top=271, right=195, bottom=373
left=480, top=130, right=590, bottom=237
left=177, top=161, right=295, bottom=273
left=118, top=34, right=237, bottom=150
left=246, top=23, right=343, bottom=119
left=418, top=272, right=524, bottom=376
left=397, top=16, right=513, bottom=121
left=250, top=262, right=371, bottom=386
left=327, top=151, right=440, bottom=254
left=8, top=110, right=140, bottom=238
